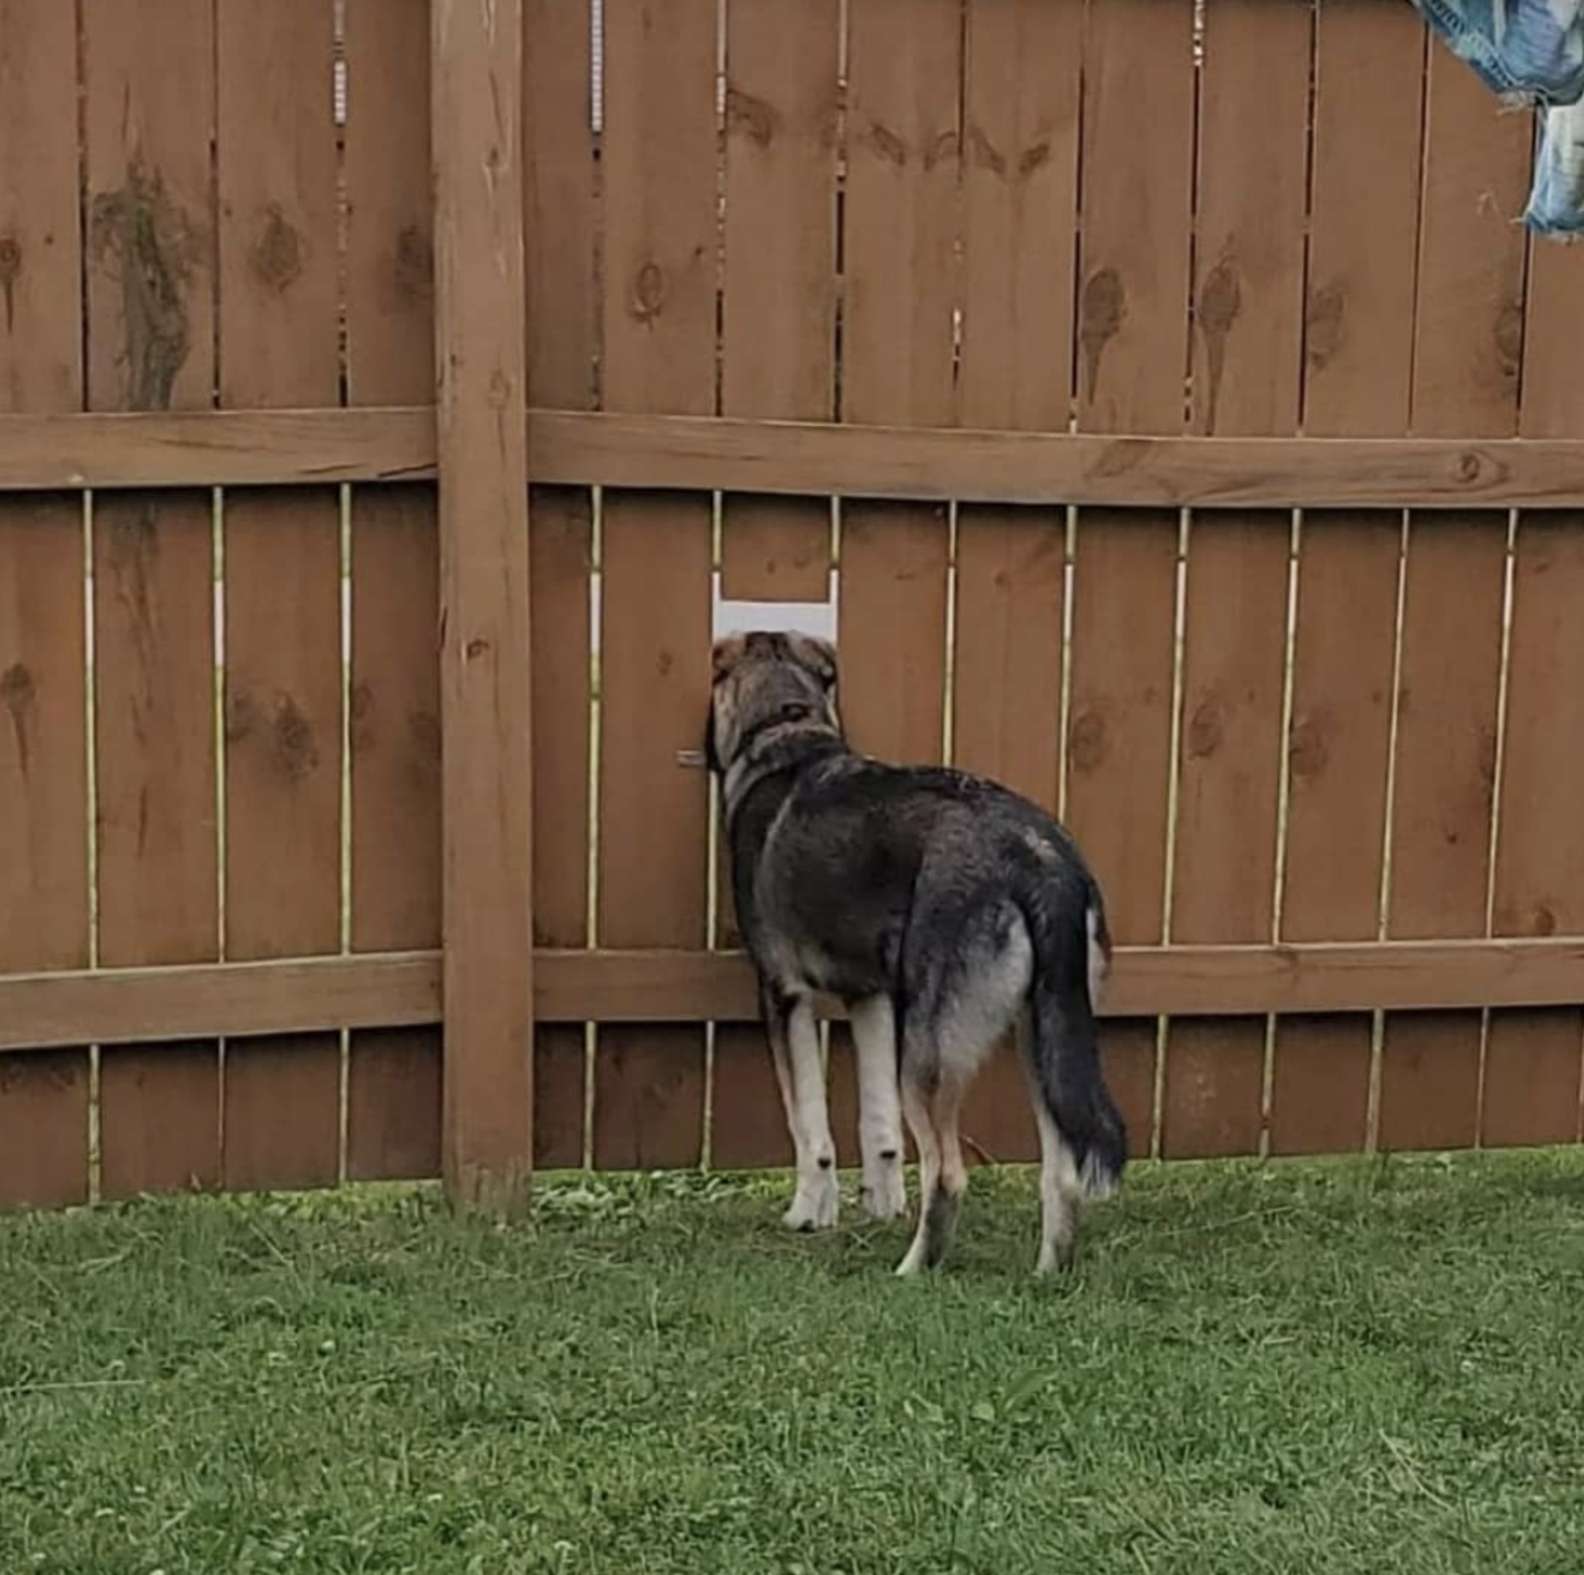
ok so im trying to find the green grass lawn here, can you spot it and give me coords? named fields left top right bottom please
left=4, top=1151, right=1584, bottom=1574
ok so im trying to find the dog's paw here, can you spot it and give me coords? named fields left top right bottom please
left=782, top=1173, right=839, bottom=1232
left=861, top=1165, right=907, bottom=1221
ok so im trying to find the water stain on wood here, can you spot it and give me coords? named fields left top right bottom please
left=1079, top=268, right=1125, bottom=404
left=1197, top=256, right=1242, bottom=434
left=1, top=661, right=36, bottom=776
left=251, top=203, right=305, bottom=293
left=0, top=235, right=21, bottom=335
left=90, top=161, right=202, bottom=411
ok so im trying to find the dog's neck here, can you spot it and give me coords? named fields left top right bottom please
left=718, top=716, right=846, bottom=830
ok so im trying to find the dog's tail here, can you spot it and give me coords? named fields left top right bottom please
left=1024, top=880, right=1127, bottom=1199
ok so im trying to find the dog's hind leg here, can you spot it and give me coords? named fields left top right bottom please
left=895, top=1061, right=966, bottom=1276
left=1017, top=1011, right=1085, bottom=1275
left=850, top=994, right=906, bottom=1220
left=775, top=996, right=839, bottom=1231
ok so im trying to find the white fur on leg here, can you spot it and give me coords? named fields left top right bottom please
left=850, top=994, right=906, bottom=1220
left=895, top=1078, right=939, bottom=1276
left=782, top=1000, right=839, bottom=1231
left=1032, top=1100, right=1081, bottom=1276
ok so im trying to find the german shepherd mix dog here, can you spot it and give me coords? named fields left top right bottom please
left=707, top=631, right=1127, bottom=1277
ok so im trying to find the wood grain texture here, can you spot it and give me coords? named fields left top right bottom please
left=951, top=509, right=1064, bottom=810
left=719, top=0, right=838, bottom=611
left=1076, top=0, right=1194, bottom=434
left=224, top=489, right=342, bottom=960
left=93, top=494, right=217, bottom=964
left=593, top=0, right=720, bottom=1172
left=215, top=0, right=345, bottom=1196
left=957, top=0, right=1080, bottom=433
left=1483, top=516, right=1584, bottom=1147
left=1164, top=514, right=1289, bottom=1158
left=523, top=0, right=595, bottom=409
left=1410, top=45, right=1528, bottom=439
left=432, top=0, right=536, bottom=1208
left=0, top=0, right=89, bottom=1219
left=0, top=501, right=89, bottom=974
left=1519, top=242, right=1584, bottom=440
left=83, top=0, right=216, bottom=414
left=843, top=0, right=961, bottom=429
left=1271, top=513, right=1400, bottom=1155
left=1380, top=512, right=1506, bottom=1151
left=223, top=1035, right=340, bottom=1191
left=0, top=1053, right=89, bottom=1208
left=347, top=1028, right=442, bottom=1182
left=1191, top=0, right=1309, bottom=437
left=5, top=939, right=1584, bottom=1053
left=1303, top=0, right=1426, bottom=436
left=838, top=503, right=950, bottom=766
left=345, top=0, right=434, bottom=407
left=350, top=486, right=441, bottom=953
left=1064, top=512, right=1177, bottom=945
left=0, top=953, right=441, bottom=1051
left=600, top=0, right=717, bottom=418
left=7, top=411, right=1584, bottom=506
left=100, top=1043, right=220, bottom=1197
left=0, top=0, right=82, bottom=415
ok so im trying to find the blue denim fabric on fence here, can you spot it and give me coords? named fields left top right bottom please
left=1413, top=0, right=1584, bottom=235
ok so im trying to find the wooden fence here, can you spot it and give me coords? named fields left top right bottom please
left=2, top=0, right=1582, bottom=1210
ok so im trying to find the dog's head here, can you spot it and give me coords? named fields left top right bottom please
left=706, top=630, right=843, bottom=776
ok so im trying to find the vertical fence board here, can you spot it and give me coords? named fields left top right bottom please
left=594, top=502, right=711, bottom=1168
left=1483, top=516, right=1584, bottom=1146
left=1379, top=514, right=1505, bottom=1151
left=1191, top=0, right=1309, bottom=437
left=432, top=0, right=536, bottom=1205
left=950, top=1, right=1081, bottom=1164
left=84, top=0, right=222, bottom=1200
left=0, top=505, right=89, bottom=1207
left=529, top=490, right=591, bottom=1167
left=347, top=1028, right=441, bottom=1183
left=0, top=0, right=82, bottom=414
left=1164, top=516, right=1288, bottom=1158
left=958, top=0, right=1080, bottom=433
left=346, top=0, right=434, bottom=405
left=217, top=0, right=343, bottom=1190
left=712, top=0, right=841, bottom=1164
left=1486, top=242, right=1584, bottom=1148
left=593, top=0, right=717, bottom=1171
left=344, top=0, right=442, bottom=1181
left=1519, top=243, right=1584, bottom=442
left=523, top=0, right=596, bottom=1166
left=1076, top=0, right=1193, bottom=433
left=1171, top=0, right=1311, bottom=1159
left=844, top=0, right=960, bottom=430
left=1271, top=513, right=1399, bottom=1154
left=1410, top=47, right=1528, bottom=439
left=0, top=1, right=87, bottom=1207
left=1304, top=0, right=1425, bottom=435
left=525, top=0, right=595, bottom=410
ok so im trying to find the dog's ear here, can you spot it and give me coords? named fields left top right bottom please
left=787, top=633, right=838, bottom=690
left=712, top=633, right=748, bottom=685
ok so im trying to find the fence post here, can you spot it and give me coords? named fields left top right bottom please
left=431, top=0, right=535, bottom=1212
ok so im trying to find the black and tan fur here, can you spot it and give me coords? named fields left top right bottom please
left=707, top=630, right=1127, bottom=1276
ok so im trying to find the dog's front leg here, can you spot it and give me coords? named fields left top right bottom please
left=766, top=992, right=838, bottom=1231
left=850, top=995, right=906, bottom=1220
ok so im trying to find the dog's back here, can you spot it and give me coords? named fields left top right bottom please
left=710, top=630, right=1125, bottom=1274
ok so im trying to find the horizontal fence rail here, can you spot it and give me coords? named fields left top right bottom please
left=3, top=940, right=1583, bottom=1053
left=4, top=409, right=1584, bottom=507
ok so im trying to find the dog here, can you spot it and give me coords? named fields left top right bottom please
left=706, top=630, right=1127, bottom=1276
